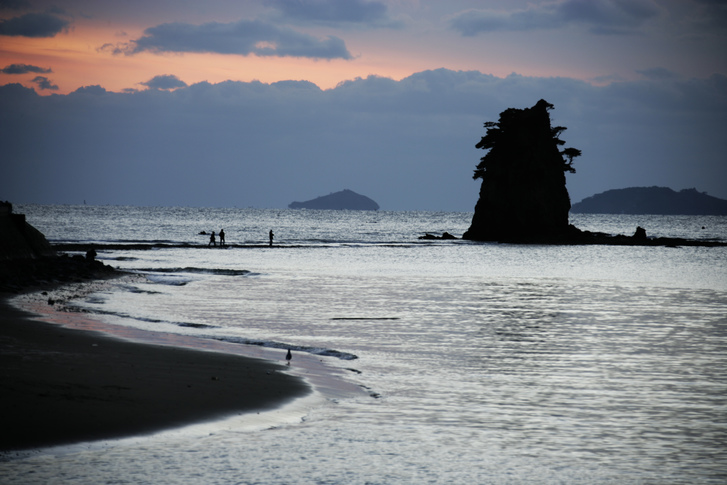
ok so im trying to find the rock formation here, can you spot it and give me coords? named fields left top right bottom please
left=418, top=232, right=457, bottom=240
left=289, top=189, right=379, bottom=210
left=0, top=201, right=55, bottom=260
left=0, top=201, right=116, bottom=293
left=462, top=100, right=581, bottom=242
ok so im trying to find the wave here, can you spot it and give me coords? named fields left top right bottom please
left=138, top=267, right=251, bottom=276
left=331, top=317, right=400, bottom=321
left=144, top=274, right=193, bottom=286
left=62, top=303, right=218, bottom=329
left=120, top=284, right=163, bottom=295
left=206, top=336, right=358, bottom=361
left=114, top=239, right=181, bottom=244
left=61, top=303, right=356, bottom=360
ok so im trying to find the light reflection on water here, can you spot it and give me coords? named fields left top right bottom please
left=2, top=207, right=726, bottom=483
left=26, top=251, right=725, bottom=483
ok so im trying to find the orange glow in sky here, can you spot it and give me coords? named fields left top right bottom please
left=2, top=30, right=414, bottom=94
left=1, top=1, right=724, bottom=95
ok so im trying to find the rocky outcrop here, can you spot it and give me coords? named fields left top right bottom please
left=289, top=189, right=379, bottom=210
left=418, top=232, right=457, bottom=240
left=558, top=225, right=725, bottom=247
left=0, top=201, right=55, bottom=261
left=463, top=100, right=578, bottom=242
left=571, top=187, right=727, bottom=215
left=0, top=202, right=116, bottom=293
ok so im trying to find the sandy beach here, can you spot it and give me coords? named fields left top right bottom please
left=0, top=293, right=310, bottom=452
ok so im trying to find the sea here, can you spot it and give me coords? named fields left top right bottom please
left=2, top=205, right=726, bottom=484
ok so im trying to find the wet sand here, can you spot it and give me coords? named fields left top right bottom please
left=0, top=296, right=310, bottom=452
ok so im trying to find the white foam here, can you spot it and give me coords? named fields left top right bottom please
left=144, top=273, right=195, bottom=286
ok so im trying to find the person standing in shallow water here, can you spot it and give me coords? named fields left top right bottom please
left=269, top=230, right=274, bottom=247
left=286, top=349, right=292, bottom=365
left=219, top=229, right=225, bottom=246
left=208, top=231, right=216, bottom=247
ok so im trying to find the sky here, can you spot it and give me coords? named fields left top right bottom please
left=1, top=0, right=726, bottom=211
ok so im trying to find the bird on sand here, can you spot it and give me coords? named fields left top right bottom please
left=286, top=349, right=292, bottom=365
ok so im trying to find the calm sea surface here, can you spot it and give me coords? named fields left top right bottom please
left=2, top=205, right=726, bottom=484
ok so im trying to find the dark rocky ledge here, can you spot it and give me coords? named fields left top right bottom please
left=418, top=232, right=458, bottom=240
left=485, top=225, right=727, bottom=247
left=0, top=202, right=119, bottom=293
left=0, top=253, right=119, bottom=294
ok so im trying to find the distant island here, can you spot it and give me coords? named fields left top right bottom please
left=289, top=189, right=379, bottom=211
left=571, top=187, right=727, bottom=215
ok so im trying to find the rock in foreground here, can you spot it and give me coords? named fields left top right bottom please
left=0, top=202, right=117, bottom=293
left=0, top=201, right=55, bottom=261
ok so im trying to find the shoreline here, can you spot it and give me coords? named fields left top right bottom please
left=0, top=282, right=314, bottom=453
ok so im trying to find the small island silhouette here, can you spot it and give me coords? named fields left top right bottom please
left=289, top=189, right=379, bottom=211
left=461, top=100, right=725, bottom=247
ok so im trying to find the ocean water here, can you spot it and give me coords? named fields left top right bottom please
left=2, top=205, right=727, bottom=484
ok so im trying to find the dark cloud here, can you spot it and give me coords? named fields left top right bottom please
left=451, top=0, right=660, bottom=36
left=1, top=69, right=725, bottom=210
left=687, top=0, right=727, bottom=32
left=31, top=75, right=57, bottom=90
left=0, top=12, right=70, bottom=37
left=1, top=63, right=52, bottom=74
left=637, top=67, right=677, bottom=80
left=141, top=74, right=188, bottom=90
left=559, top=0, right=661, bottom=34
left=118, top=19, right=352, bottom=59
left=270, top=0, right=396, bottom=27
left=72, top=85, right=107, bottom=95
left=0, top=0, right=32, bottom=10
left=450, top=8, right=556, bottom=35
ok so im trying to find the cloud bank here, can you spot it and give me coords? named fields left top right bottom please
left=113, top=19, right=352, bottom=59
left=451, top=0, right=660, bottom=36
left=1, top=69, right=725, bottom=210
left=0, top=12, right=69, bottom=37
left=1, top=63, right=52, bottom=74
left=141, top=74, right=188, bottom=90
left=269, top=0, right=397, bottom=27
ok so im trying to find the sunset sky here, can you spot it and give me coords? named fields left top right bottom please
left=2, top=0, right=726, bottom=210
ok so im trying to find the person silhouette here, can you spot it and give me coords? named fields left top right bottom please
left=285, top=349, right=292, bottom=365
left=219, top=229, right=225, bottom=246
left=269, top=229, right=274, bottom=247
left=209, top=231, right=216, bottom=247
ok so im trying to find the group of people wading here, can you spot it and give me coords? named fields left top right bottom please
left=207, top=229, right=274, bottom=247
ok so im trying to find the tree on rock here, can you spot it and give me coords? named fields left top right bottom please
left=462, top=99, right=581, bottom=242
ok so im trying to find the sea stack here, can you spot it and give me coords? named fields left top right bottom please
left=463, top=100, right=580, bottom=242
